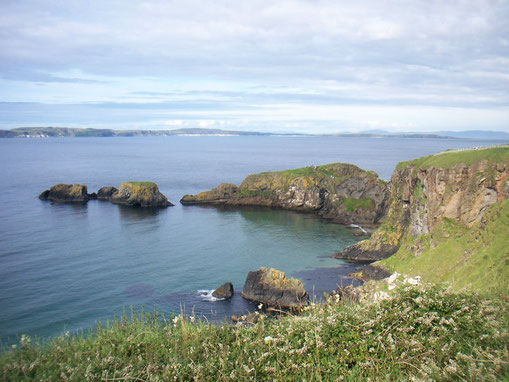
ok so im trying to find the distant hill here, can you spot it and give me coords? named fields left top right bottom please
left=434, top=130, right=509, bottom=139
left=1, top=126, right=507, bottom=139
left=351, top=129, right=509, bottom=140
left=0, top=127, right=272, bottom=138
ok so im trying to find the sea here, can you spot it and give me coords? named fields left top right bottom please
left=0, top=135, right=505, bottom=345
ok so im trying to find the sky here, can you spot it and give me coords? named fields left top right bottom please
left=0, top=0, right=508, bottom=133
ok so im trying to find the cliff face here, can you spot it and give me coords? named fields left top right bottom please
left=181, top=163, right=389, bottom=225
left=335, top=146, right=509, bottom=264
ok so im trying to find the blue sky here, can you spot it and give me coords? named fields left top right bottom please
left=0, top=0, right=508, bottom=133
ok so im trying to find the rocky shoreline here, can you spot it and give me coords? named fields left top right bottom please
left=37, top=145, right=509, bottom=308
left=181, top=163, right=389, bottom=225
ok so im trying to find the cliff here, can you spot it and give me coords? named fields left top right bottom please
left=110, top=181, right=173, bottom=207
left=336, top=146, right=509, bottom=292
left=181, top=163, right=389, bottom=225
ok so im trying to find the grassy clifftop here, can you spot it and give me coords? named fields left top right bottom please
left=338, top=145, right=509, bottom=294
left=396, top=145, right=509, bottom=170
left=1, top=286, right=506, bottom=380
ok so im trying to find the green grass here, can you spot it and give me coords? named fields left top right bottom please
left=396, top=145, right=509, bottom=170
left=342, top=197, right=375, bottom=212
left=379, top=199, right=509, bottom=294
left=124, top=181, right=157, bottom=188
left=1, top=286, right=507, bottom=381
left=237, top=188, right=274, bottom=198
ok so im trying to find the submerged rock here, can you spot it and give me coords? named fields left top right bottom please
left=212, top=282, right=234, bottom=299
left=39, top=184, right=89, bottom=203
left=180, top=163, right=388, bottom=225
left=241, top=267, right=309, bottom=309
left=97, top=186, right=117, bottom=200
left=110, top=181, right=174, bottom=207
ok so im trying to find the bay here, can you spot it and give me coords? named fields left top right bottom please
left=0, top=135, right=504, bottom=344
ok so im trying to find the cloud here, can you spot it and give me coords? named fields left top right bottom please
left=0, top=0, right=508, bottom=131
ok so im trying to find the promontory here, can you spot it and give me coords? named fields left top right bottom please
left=181, top=163, right=389, bottom=225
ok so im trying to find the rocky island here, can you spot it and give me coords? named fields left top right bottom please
left=110, top=181, right=174, bottom=207
left=39, top=184, right=90, bottom=203
left=39, top=181, right=173, bottom=207
left=181, top=163, right=389, bottom=225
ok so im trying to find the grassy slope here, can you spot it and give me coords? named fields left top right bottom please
left=379, top=200, right=509, bottom=294
left=376, top=145, right=509, bottom=294
left=1, top=287, right=507, bottom=381
left=396, top=145, right=509, bottom=170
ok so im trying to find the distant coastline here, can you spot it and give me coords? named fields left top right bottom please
left=2, top=126, right=508, bottom=139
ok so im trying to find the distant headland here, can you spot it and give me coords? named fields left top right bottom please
left=1, top=126, right=508, bottom=139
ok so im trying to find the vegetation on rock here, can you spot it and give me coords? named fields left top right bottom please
left=39, top=184, right=89, bottom=203
left=181, top=163, right=388, bottom=224
left=110, top=181, right=173, bottom=207
left=335, top=146, right=509, bottom=297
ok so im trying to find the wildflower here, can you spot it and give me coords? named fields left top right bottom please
left=264, top=336, right=274, bottom=343
left=20, top=334, right=31, bottom=347
left=258, top=303, right=263, bottom=310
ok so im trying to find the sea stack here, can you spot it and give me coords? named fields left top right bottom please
left=110, top=181, right=174, bottom=207
left=39, top=184, right=90, bottom=203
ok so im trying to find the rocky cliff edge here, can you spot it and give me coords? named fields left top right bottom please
left=181, top=163, right=389, bottom=225
left=335, top=146, right=509, bottom=264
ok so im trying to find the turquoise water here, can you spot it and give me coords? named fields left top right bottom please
left=0, top=136, right=504, bottom=344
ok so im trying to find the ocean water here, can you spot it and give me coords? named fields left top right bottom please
left=0, top=135, right=504, bottom=344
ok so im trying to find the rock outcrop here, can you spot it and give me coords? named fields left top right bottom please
left=181, top=163, right=389, bottom=225
left=335, top=146, right=509, bottom=262
left=241, top=267, right=309, bottom=309
left=110, top=182, right=173, bottom=207
left=97, top=186, right=117, bottom=200
left=212, top=282, right=234, bottom=299
left=39, top=184, right=90, bottom=203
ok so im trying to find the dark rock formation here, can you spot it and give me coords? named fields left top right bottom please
left=241, top=267, right=309, bottom=309
left=88, top=192, right=98, bottom=200
left=181, top=163, right=389, bottom=225
left=335, top=147, right=509, bottom=261
left=39, top=184, right=89, bottom=203
left=97, top=186, right=117, bottom=200
left=352, top=264, right=391, bottom=281
left=212, top=282, right=234, bottom=299
left=110, top=182, right=174, bottom=207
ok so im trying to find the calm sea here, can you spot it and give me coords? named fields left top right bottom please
left=0, top=136, right=504, bottom=345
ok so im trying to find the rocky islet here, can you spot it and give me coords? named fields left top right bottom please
left=39, top=181, right=173, bottom=208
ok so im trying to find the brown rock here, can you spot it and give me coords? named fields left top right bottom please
left=241, top=267, right=309, bottom=309
left=212, top=282, right=234, bottom=299
left=39, top=184, right=89, bottom=203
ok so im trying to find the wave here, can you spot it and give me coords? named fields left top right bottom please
left=349, top=224, right=367, bottom=234
left=197, top=289, right=224, bottom=302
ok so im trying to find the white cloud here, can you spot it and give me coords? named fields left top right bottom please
left=0, top=0, right=507, bottom=132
